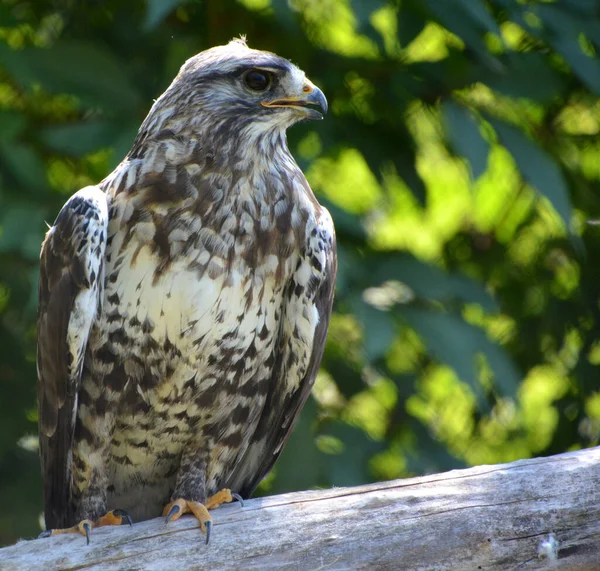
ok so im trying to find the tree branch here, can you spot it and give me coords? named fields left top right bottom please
left=2, top=447, right=599, bottom=570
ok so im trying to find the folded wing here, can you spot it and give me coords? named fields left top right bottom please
left=37, top=186, right=108, bottom=528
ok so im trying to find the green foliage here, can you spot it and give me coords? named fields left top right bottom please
left=1, top=0, right=600, bottom=545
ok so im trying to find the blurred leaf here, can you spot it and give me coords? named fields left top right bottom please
left=334, top=244, right=356, bottom=297
left=110, top=122, right=142, bottom=169
left=477, top=53, right=565, bottom=102
left=0, top=5, right=16, bottom=26
left=0, top=203, right=46, bottom=260
left=424, top=0, right=500, bottom=68
left=549, top=35, right=600, bottom=95
left=39, top=121, right=123, bottom=156
left=350, top=0, right=386, bottom=26
left=0, top=111, right=26, bottom=142
left=337, top=119, right=427, bottom=205
left=144, top=0, right=185, bottom=30
left=322, top=351, right=365, bottom=400
left=349, top=0, right=387, bottom=50
left=535, top=4, right=600, bottom=92
left=413, top=49, right=478, bottom=97
left=388, top=372, right=417, bottom=401
left=394, top=151, right=427, bottom=206
left=452, top=0, right=501, bottom=38
left=489, top=119, right=572, bottom=228
left=405, top=420, right=464, bottom=474
left=397, top=3, right=428, bottom=48
left=321, top=422, right=383, bottom=487
left=271, top=0, right=303, bottom=35
left=267, top=398, right=322, bottom=493
left=0, top=142, right=49, bottom=193
left=351, top=297, right=396, bottom=362
left=442, top=101, right=489, bottom=180
left=320, top=198, right=367, bottom=247
left=561, top=0, right=600, bottom=16
left=0, top=41, right=141, bottom=112
left=364, top=252, right=498, bottom=311
left=400, top=307, right=520, bottom=405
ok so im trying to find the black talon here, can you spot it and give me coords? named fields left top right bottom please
left=205, top=519, right=211, bottom=545
left=38, top=530, right=52, bottom=539
left=231, top=492, right=244, bottom=507
left=165, top=504, right=181, bottom=523
left=113, top=508, right=133, bottom=527
left=82, top=521, right=92, bottom=545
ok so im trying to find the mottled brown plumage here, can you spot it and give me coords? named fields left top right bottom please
left=37, top=38, right=336, bottom=537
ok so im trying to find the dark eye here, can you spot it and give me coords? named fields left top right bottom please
left=243, top=69, right=272, bottom=91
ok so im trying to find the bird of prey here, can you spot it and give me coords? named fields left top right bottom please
left=37, top=38, right=336, bottom=544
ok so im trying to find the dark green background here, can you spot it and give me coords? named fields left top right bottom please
left=1, top=0, right=600, bottom=546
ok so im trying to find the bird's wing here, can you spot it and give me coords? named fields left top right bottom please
left=37, top=185, right=108, bottom=528
left=229, top=210, right=337, bottom=498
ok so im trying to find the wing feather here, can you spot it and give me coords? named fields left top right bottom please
left=37, top=185, right=108, bottom=528
left=229, top=212, right=337, bottom=498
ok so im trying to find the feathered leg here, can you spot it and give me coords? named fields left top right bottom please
left=163, top=447, right=243, bottom=544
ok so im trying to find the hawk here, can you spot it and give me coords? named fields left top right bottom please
left=37, top=38, right=336, bottom=543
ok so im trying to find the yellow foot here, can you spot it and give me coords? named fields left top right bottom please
left=163, top=490, right=243, bottom=544
left=205, top=488, right=244, bottom=510
left=163, top=498, right=212, bottom=544
left=38, top=509, right=133, bottom=545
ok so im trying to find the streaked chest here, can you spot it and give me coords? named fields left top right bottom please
left=95, top=185, right=307, bottom=389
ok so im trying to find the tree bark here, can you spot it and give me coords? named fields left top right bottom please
left=1, top=447, right=599, bottom=570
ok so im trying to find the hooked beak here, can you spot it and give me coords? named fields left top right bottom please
left=261, top=81, right=328, bottom=120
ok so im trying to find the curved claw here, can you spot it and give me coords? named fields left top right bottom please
left=204, top=519, right=211, bottom=545
left=113, top=508, right=134, bottom=527
left=82, top=521, right=92, bottom=545
left=38, top=530, right=52, bottom=539
left=231, top=492, right=244, bottom=507
left=165, top=503, right=181, bottom=523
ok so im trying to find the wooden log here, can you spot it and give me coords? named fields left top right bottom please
left=1, top=447, right=599, bottom=570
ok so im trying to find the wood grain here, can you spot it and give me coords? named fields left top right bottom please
left=1, top=447, right=599, bottom=570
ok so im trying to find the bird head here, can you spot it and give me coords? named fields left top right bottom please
left=152, top=38, right=327, bottom=137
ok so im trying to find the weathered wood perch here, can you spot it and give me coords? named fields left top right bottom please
left=1, top=447, right=599, bottom=570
